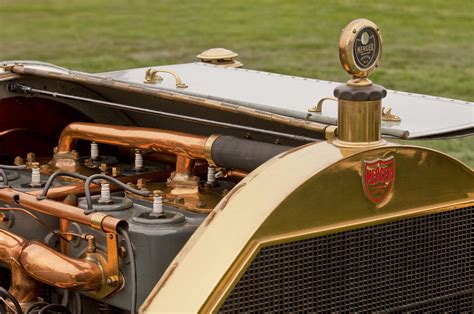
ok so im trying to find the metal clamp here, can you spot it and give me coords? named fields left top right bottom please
left=382, top=107, right=401, bottom=122
left=144, top=68, right=188, bottom=88
left=309, top=97, right=337, bottom=113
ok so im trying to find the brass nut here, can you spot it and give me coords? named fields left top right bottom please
left=99, top=163, right=108, bottom=172
left=27, top=152, right=36, bottom=163
left=118, top=246, right=127, bottom=258
left=14, top=156, right=24, bottom=166
left=137, top=178, right=147, bottom=190
left=112, top=167, right=121, bottom=177
left=40, top=164, right=50, bottom=173
left=106, top=275, right=119, bottom=287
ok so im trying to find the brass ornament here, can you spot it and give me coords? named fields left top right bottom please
left=197, top=48, right=243, bottom=68
left=382, top=107, right=401, bottom=122
left=144, top=68, right=188, bottom=88
left=339, top=19, right=382, bottom=82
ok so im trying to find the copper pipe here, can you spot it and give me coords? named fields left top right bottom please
left=143, top=151, right=179, bottom=165
left=226, top=169, right=248, bottom=179
left=0, top=228, right=103, bottom=301
left=20, top=240, right=102, bottom=291
left=60, top=194, right=78, bottom=255
left=57, top=122, right=210, bottom=160
left=0, top=188, right=125, bottom=234
left=0, top=229, right=39, bottom=303
left=175, top=155, right=195, bottom=177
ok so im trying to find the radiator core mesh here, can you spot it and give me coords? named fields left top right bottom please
left=220, top=206, right=474, bottom=312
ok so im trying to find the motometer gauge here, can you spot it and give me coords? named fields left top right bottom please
left=339, top=19, right=382, bottom=86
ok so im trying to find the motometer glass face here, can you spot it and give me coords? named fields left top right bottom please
left=353, top=27, right=380, bottom=70
left=339, top=19, right=382, bottom=78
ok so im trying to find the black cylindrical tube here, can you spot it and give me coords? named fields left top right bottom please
left=211, top=136, right=292, bottom=172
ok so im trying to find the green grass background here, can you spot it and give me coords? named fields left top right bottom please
left=0, top=0, right=472, bottom=166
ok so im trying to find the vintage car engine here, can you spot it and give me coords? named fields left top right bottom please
left=0, top=120, right=294, bottom=312
left=0, top=19, right=472, bottom=313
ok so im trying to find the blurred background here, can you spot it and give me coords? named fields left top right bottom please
left=0, top=0, right=472, bottom=165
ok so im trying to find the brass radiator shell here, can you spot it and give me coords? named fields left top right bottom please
left=141, top=141, right=474, bottom=313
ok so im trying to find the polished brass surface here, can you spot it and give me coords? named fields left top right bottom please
left=105, top=233, right=120, bottom=285
left=382, top=106, right=401, bottom=122
left=308, top=97, right=337, bottom=113
left=339, top=19, right=382, bottom=79
left=324, top=125, right=337, bottom=141
left=346, top=77, right=373, bottom=87
left=197, top=48, right=238, bottom=61
left=84, top=233, right=124, bottom=299
left=335, top=19, right=385, bottom=147
left=142, top=141, right=474, bottom=313
left=335, top=99, right=383, bottom=145
left=90, top=212, right=108, bottom=231
left=144, top=68, right=188, bottom=88
left=204, top=134, right=221, bottom=167
left=205, top=146, right=474, bottom=312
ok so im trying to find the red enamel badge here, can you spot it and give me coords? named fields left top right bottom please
left=362, top=156, right=395, bottom=204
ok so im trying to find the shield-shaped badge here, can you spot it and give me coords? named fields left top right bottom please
left=362, top=156, right=395, bottom=204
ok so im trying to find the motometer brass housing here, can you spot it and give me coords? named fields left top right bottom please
left=339, top=18, right=382, bottom=86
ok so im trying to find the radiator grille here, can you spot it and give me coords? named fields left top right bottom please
left=220, top=206, right=474, bottom=312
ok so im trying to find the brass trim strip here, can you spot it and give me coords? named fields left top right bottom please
left=324, top=125, right=337, bottom=141
left=90, top=212, right=108, bottom=231
left=204, top=134, right=221, bottom=167
left=259, top=197, right=474, bottom=247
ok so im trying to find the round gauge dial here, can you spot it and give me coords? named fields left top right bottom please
left=339, top=19, right=382, bottom=78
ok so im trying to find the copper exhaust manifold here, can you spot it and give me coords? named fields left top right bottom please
left=0, top=228, right=104, bottom=304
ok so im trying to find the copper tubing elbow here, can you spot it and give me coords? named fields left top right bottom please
left=0, top=229, right=39, bottom=303
left=20, top=240, right=102, bottom=291
left=0, top=228, right=104, bottom=303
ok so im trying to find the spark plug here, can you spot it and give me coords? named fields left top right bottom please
left=30, top=162, right=41, bottom=187
left=98, top=182, right=112, bottom=204
left=151, top=190, right=165, bottom=218
left=207, top=166, right=216, bottom=185
left=134, top=149, right=143, bottom=170
left=90, top=142, right=99, bottom=160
